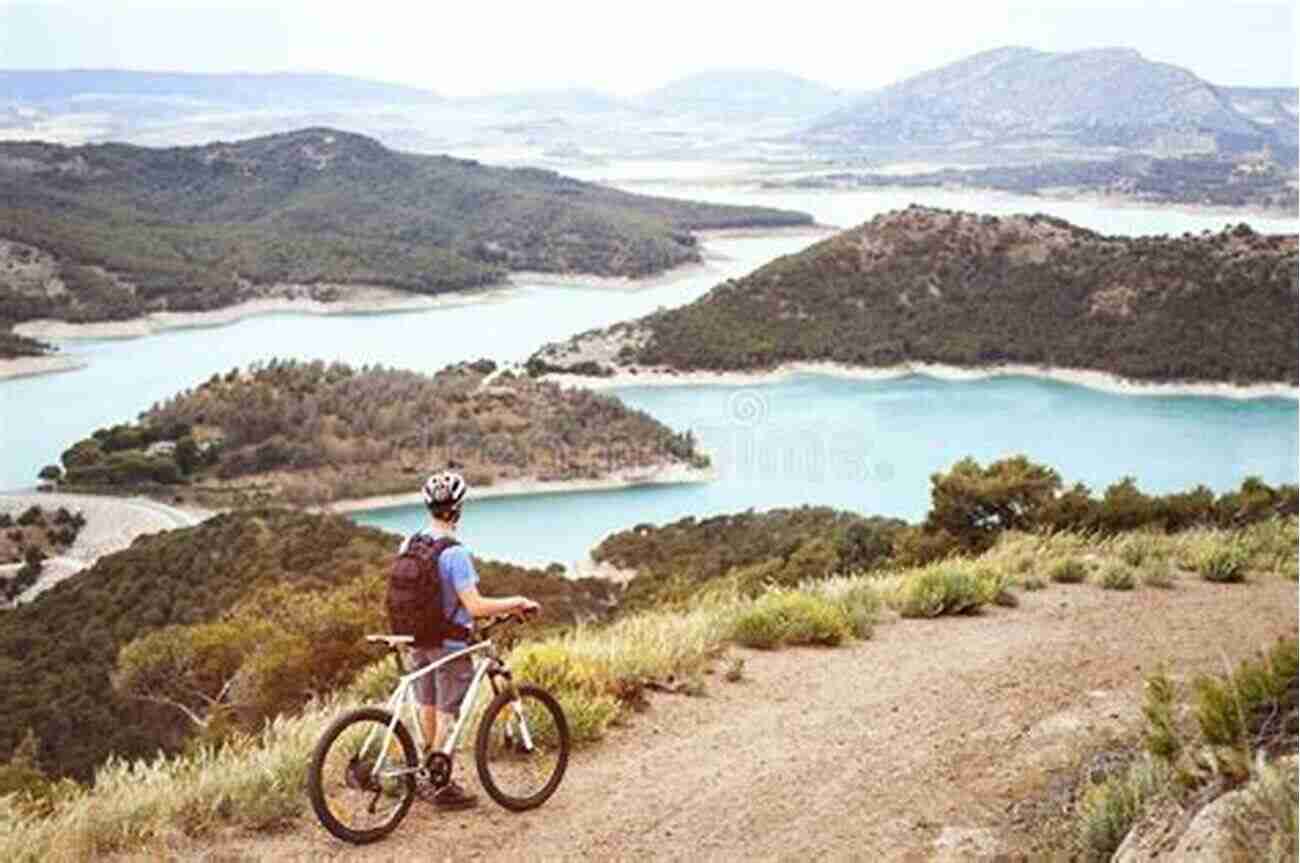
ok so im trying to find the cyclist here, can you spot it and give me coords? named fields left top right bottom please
left=403, top=470, right=540, bottom=809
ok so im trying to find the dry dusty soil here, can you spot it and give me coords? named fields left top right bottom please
left=131, top=576, right=1296, bottom=862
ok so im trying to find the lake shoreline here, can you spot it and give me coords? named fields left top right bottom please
left=321, top=462, right=715, bottom=515
left=5, top=224, right=827, bottom=349
left=548, top=361, right=1300, bottom=401
left=9, top=283, right=523, bottom=343
left=755, top=178, right=1299, bottom=224
left=0, top=354, right=89, bottom=381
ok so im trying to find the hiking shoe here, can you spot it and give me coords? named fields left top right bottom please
left=425, top=780, right=479, bottom=810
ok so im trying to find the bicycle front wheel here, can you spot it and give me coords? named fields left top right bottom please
left=308, top=707, right=418, bottom=844
left=474, top=684, right=570, bottom=811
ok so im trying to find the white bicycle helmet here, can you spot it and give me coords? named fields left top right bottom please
left=422, top=470, right=468, bottom=512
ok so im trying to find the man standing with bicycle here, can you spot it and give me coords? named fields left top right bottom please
left=396, top=470, right=540, bottom=810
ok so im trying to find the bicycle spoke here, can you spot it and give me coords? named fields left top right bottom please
left=477, top=688, right=568, bottom=808
left=315, top=714, right=414, bottom=838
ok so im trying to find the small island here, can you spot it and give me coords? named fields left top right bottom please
left=44, top=358, right=710, bottom=508
left=529, top=206, right=1299, bottom=391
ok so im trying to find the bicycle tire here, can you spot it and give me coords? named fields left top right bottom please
left=474, top=684, right=570, bottom=811
left=308, top=707, right=418, bottom=844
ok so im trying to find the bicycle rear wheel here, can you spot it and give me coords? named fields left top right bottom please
left=474, top=684, right=570, bottom=811
left=308, top=707, right=418, bottom=843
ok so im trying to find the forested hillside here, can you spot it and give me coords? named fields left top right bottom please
left=49, top=358, right=707, bottom=505
left=595, top=462, right=1297, bottom=604
left=0, top=128, right=810, bottom=329
left=531, top=207, right=1299, bottom=385
left=0, top=509, right=618, bottom=781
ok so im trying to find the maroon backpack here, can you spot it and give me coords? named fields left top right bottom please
left=386, top=535, right=471, bottom=647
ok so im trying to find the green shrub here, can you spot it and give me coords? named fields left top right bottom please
left=1098, top=562, right=1136, bottom=591
left=729, top=591, right=851, bottom=648
left=1021, top=575, right=1047, bottom=591
left=1075, top=756, right=1172, bottom=861
left=1049, top=558, right=1089, bottom=584
left=1141, top=672, right=1183, bottom=762
left=810, top=579, right=882, bottom=639
left=1197, top=544, right=1248, bottom=583
left=1238, top=518, right=1298, bottom=575
left=547, top=689, right=622, bottom=745
left=1192, top=638, right=1298, bottom=750
left=892, top=564, right=1001, bottom=618
left=1229, top=755, right=1299, bottom=862
left=1117, top=532, right=1164, bottom=567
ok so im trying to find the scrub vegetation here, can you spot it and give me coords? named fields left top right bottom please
left=532, top=207, right=1299, bottom=385
left=48, top=357, right=708, bottom=505
left=0, top=455, right=1294, bottom=859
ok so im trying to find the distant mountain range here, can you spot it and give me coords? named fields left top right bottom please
left=3, top=57, right=1292, bottom=148
left=638, top=68, right=857, bottom=118
left=0, top=69, right=444, bottom=110
left=459, top=88, right=632, bottom=116
left=806, top=47, right=1296, bottom=158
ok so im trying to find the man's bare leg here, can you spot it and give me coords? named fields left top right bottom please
left=420, top=705, right=437, bottom=753
left=420, top=706, right=456, bottom=752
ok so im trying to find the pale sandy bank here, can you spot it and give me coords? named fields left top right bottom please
left=549, top=361, right=1299, bottom=401
left=321, top=462, right=714, bottom=515
left=0, top=491, right=210, bottom=603
left=0, top=354, right=88, bottom=381
left=11, top=284, right=520, bottom=342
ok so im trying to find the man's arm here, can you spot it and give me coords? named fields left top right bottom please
left=456, top=585, right=537, bottom=619
left=444, top=547, right=538, bottom=618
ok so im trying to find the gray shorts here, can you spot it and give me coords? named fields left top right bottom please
left=410, top=646, right=473, bottom=713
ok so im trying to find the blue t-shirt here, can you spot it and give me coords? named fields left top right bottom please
left=436, top=544, right=478, bottom=649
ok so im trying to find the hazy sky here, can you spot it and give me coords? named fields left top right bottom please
left=1, top=0, right=1294, bottom=96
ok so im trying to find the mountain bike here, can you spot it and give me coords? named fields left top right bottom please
left=307, top=614, right=569, bottom=844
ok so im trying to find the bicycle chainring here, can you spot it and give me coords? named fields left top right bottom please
left=424, top=751, right=452, bottom=789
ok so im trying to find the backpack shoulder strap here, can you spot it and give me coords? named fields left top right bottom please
left=400, top=533, right=458, bottom=559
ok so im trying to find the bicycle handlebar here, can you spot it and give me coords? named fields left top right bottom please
left=475, top=608, right=537, bottom=639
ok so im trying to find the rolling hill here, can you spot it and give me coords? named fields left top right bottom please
left=529, top=206, right=1299, bottom=385
left=0, top=127, right=811, bottom=333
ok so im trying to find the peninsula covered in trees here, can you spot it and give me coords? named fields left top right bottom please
left=0, top=127, right=810, bottom=349
left=46, top=358, right=708, bottom=505
left=529, top=207, right=1299, bottom=386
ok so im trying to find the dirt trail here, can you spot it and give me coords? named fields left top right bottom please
left=152, top=578, right=1296, bottom=862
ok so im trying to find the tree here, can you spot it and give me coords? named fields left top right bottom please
left=37, top=465, right=62, bottom=482
left=834, top=521, right=893, bottom=573
left=112, top=621, right=263, bottom=730
left=924, top=456, right=1062, bottom=551
left=61, top=439, right=103, bottom=471
left=174, top=436, right=201, bottom=475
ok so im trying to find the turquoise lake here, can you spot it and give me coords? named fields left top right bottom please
left=2, top=176, right=1296, bottom=565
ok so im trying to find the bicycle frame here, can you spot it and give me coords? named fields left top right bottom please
left=356, top=639, right=531, bottom=783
